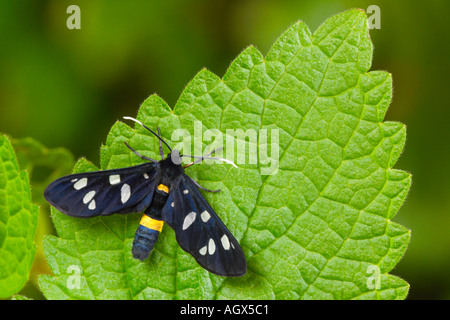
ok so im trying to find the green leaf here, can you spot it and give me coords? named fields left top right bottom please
left=11, top=294, right=31, bottom=300
left=39, top=9, right=410, bottom=300
left=9, top=136, right=75, bottom=281
left=11, top=136, right=75, bottom=206
left=0, top=136, right=39, bottom=298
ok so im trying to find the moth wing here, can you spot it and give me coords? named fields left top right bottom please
left=161, top=175, right=246, bottom=277
left=44, top=162, right=159, bottom=217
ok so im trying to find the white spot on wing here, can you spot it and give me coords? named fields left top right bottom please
left=74, top=178, right=87, bottom=190
left=143, top=173, right=149, bottom=179
left=201, top=210, right=211, bottom=222
left=183, top=189, right=189, bottom=194
left=199, top=245, right=207, bottom=256
left=171, top=202, right=174, bottom=207
left=221, top=235, right=230, bottom=250
left=208, top=238, right=216, bottom=255
left=121, top=183, right=131, bottom=203
left=88, top=200, right=96, bottom=210
left=83, top=190, right=96, bottom=204
left=182, top=212, right=196, bottom=230
left=109, top=174, right=121, bottom=185
left=71, top=178, right=78, bottom=182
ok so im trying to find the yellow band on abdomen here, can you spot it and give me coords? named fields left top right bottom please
left=157, top=184, right=169, bottom=193
left=140, top=215, right=164, bottom=232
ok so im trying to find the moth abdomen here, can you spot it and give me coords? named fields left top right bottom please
left=132, top=215, right=164, bottom=261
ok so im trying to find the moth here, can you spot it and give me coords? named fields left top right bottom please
left=44, top=117, right=247, bottom=277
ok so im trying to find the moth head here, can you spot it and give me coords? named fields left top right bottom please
left=169, top=149, right=182, bottom=165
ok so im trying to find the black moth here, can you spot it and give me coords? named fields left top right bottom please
left=44, top=117, right=246, bottom=277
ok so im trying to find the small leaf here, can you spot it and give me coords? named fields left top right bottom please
left=0, top=136, right=39, bottom=298
left=11, top=136, right=75, bottom=205
left=39, top=9, right=410, bottom=300
left=9, top=136, right=75, bottom=281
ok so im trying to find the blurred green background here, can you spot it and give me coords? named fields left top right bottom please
left=0, top=0, right=448, bottom=299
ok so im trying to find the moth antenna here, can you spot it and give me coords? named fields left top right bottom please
left=183, top=147, right=224, bottom=168
left=182, top=154, right=238, bottom=168
left=208, top=147, right=224, bottom=155
left=123, top=116, right=172, bottom=152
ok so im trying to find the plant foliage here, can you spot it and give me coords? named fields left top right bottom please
left=39, top=9, right=410, bottom=300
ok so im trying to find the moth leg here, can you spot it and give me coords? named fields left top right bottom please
left=188, top=176, right=221, bottom=193
left=157, top=127, right=164, bottom=159
left=124, top=142, right=158, bottom=163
